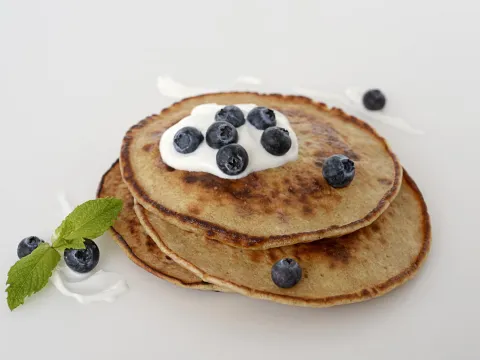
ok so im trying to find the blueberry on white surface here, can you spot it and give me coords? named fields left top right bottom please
left=362, top=89, right=386, bottom=111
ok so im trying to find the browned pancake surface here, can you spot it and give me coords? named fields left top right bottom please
left=135, top=171, right=430, bottom=307
left=97, top=160, right=221, bottom=291
left=121, top=92, right=402, bottom=249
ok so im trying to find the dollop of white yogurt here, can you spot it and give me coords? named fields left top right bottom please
left=159, top=104, right=299, bottom=179
left=50, top=262, right=129, bottom=304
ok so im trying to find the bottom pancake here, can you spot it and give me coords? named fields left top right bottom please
left=135, top=171, right=431, bottom=307
left=97, top=160, right=223, bottom=291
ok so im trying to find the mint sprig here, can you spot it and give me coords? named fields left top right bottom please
left=53, top=198, right=123, bottom=244
left=6, top=197, right=123, bottom=310
left=52, top=237, right=86, bottom=252
left=6, top=243, right=60, bottom=310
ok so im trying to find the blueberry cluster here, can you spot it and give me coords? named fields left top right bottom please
left=173, top=106, right=293, bottom=176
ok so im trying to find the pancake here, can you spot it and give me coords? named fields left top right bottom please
left=135, top=170, right=430, bottom=307
left=121, top=92, right=402, bottom=250
left=97, top=160, right=223, bottom=291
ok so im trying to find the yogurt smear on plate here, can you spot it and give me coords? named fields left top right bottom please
left=52, top=193, right=129, bottom=304
left=51, top=262, right=128, bottom=304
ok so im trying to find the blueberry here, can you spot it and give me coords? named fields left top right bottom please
left=215, top=105, right=245, bottom=127
left=216, top=144, right=249, bottom=176
left=17, top=236, right=45, bottom=258
left=173, top=127, right=204, bottom=154
left=64, top=239, right=100, bottom=273
left=247, top=107, right=276, bottom=130
left=322, top=154, right=355, bottom=188
left=271, top=258, right=302, bottom=289
left=261, top=127, right=292, bottom=156
left=363, top=89, right=386, bottom=111
left=206, top=121, right=238, bottom=149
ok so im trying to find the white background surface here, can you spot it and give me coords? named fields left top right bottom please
left=1, top=1, right=479, bottom=359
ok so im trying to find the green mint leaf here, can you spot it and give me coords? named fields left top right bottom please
left=52, top=237, right=86, bottom=252
left=54, top=198, right=123, bottom=241
left=6, top=243, right=60, bottom=311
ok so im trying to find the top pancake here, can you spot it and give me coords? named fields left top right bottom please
left=121, top=92, right=402, bottom=249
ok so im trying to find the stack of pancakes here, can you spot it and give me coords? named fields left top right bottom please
left=97, top=92, right=431, bottom=307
